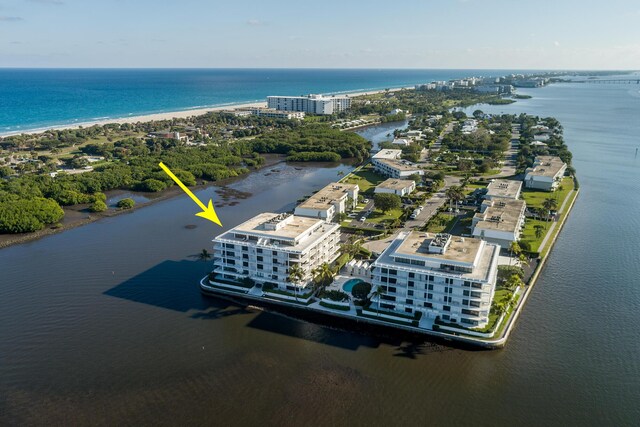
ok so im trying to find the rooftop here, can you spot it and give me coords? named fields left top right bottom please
left=216, top=212, right=339, bottom=251
left=377, top=178, right=415, bottom=191
left=528, top=156, right=566, bottom=178
left=376, top=231, right=497, bottom=280
left=372, top=149, right=402, bottom=160
left=376, top=158, right=422, bottom=172
left=474, top=199, right=526, bottom=232
left=297, top=182, right=358, bottom=210
left=486, top=179, right=522, bottom=199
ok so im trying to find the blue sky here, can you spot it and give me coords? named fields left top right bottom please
left=1, top=0, right=639, bottom=68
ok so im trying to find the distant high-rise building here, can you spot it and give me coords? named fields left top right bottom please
left=267, top=94, right=351, bottom=115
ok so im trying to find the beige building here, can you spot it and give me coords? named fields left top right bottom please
left=472, top=199, right=526, bottom=248
left=372, top=149, right=423, bottom=178
left=486, top=179, right=522, bottom=200
left=524, top=156, right=567, bottom=191
left=294, top=182, right=359, bottom=221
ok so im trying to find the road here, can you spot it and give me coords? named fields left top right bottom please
left=485, top=123, right=520, bottom=178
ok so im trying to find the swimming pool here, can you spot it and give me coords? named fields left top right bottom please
left=342, top=278, right=363, bottom=293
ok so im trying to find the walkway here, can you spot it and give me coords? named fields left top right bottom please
left=537, top=189, right=575, bottom=253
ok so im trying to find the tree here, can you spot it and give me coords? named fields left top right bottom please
left=370, top=285, right=386, bottom=317
left=534, top=224, right=545, bottom=239
left=287, top=263, right=305, bottom=301
left=543, top=197, right=558, bottom=220
left=117, top=198, right=135, bottom=209
left=90, top=200, right=107, bottom=212
left=197, top=249, right=212, bottom=262
left=313, top=262, right=334, bottom=292
left=352, top=282, right=372, bottom=300
left=445, top=185, right=464, bottom=210
left=374, top=193, right=401, bottom=213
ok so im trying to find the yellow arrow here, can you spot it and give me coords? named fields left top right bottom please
left=158, top=162, right=222, bottom=227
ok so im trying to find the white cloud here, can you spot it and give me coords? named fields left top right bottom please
left=554, top=41, right=561, bottom=47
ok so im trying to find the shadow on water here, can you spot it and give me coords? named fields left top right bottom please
left=104, top=259, right=458, bottom=356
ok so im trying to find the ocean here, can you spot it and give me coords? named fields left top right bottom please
left=0, top=68, right=529, bottom=133
left=1, top=73, right=639, bottom=425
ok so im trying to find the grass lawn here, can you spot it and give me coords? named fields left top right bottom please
left=520, top=218, right=550, bottom=253
left=341, top=165, right=386, bottom=194
left=463, top=183, right=486, bottom=196
left=425, top=213, right=457, bottom=233
left=367, top=208, right=403, bottom=224
left=521, top=177, right=574, bottom=209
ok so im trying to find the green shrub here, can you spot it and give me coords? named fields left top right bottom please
left=138, top=178, right=166, bottom=192
left=319, top=289, right=349, bottom=302
left=116, top=198, right=135, bottom=209
left=90, top=200, right=108, bottom=212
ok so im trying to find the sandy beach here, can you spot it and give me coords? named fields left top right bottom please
left=0, top=86, right=411, bottom=137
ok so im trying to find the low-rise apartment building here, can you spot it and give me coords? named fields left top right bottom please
left=371, top=231, right=499, bottom=328
left=372, top=149, right=423, bottom=178
left=212, top=213, right=341, bottom=291
left=472, top=199, right=526, bottom=248
left=294, top=182, right=359, bottom=221
left=524, top=156, right=567, bottom=191
left=485, top=179, right=522, bottom=200
left=374, top=178, right=416, bottom=196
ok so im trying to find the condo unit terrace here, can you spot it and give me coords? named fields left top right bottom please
left=524, top=156, right=567, bottom=191
left=485, top=179, right=522, bottom=200
left=211, top=213, right=341, bottom=292
left=472, top=199, right=526, bottom=249
left=372, top=149, right=424, bottom=178
left=374, top=178, right=416, bottom=196
left=294, top=182, right=359, bottom=221
left=371, top=231, right=499, bottom=328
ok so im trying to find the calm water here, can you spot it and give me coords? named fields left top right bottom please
left=0, top=68, right=526, bottom=133
left=1, top=81, right=640, bottom=425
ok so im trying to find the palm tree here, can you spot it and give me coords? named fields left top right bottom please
left=197, top=249, right=212, bottom=262
left=287, top=263, right=305, bottom=302
left=370, top=286, right=386, bottom=317
left=534, top=224, right=545, bottom=239
left=543, top=197, right=558, bottom=220
left=312, top=262, right=334, bottom=292
left=445, top=186, right=463, bottom=211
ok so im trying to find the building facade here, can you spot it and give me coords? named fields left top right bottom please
left=371, top=231, right=499, bottom=328
left=372, top=149, right=423, bottom=178
left=374, top=178, right=416, bottom=196
left=524, top=156, right=567, bottom=191
left=294, top=182, right=359, bottom=221
left=472, top=199, right=526, bottom=249
left=267, top=94, right=351, bottom=115
left=212, top=213, right=341, bottom=291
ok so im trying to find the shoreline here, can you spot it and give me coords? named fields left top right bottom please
left=0, top=153, right=287, bottom=249
left=0, top=86, right=410, bottom=137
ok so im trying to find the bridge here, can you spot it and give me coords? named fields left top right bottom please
left=573, top=79, right=640, bottom=84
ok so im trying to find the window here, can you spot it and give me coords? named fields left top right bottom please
left=380, top=303, right=395, bottom=310
left=472, top=282, right=482, bottom=289
left=405, top=307, right=413, bottom=314
left=443, top=305, right=451, bottom=312
left=464, top=280, right=470, bottom=287
left=470, top=301, right=480, bottom=308
left=442, top=314, right=450, bottom=320
left=257, top=264, right=263, bottom=270
left=427, top=293, right=433, bottom=300
left=408, top=290, right=414, bottom=297
left=406, top=299, right=413, bottom=305
left=272, top=267, right=278, bottom=272
left=243, top=261, right=249, bottom=267
left=257, top=256, right=263, bottom=262
left=381, top=295, right=396, bottom=301
left=408, top=281, right=414, bottom=288
left=257, top=248, right=263, bottom=254
left=409, top=272, right=415, bottom=278
left=242, top=254, right=249, bottom=260
left=381, top=268, right=388, bottom=274
left=471, top=291, right=481, bottom=298
left=463, top=299, right=469, bottom=306
left=428, top=275, right=434, bottom=281
left=388, top=278, right=397, bottom=284
left=462, top=309, right=479, bottom=316
left=424, top=302, right=432, bottom=308
left=389, top=269, right=397, bottom=275
left=272, top=251, right=277, bottom=255
left=428, top=284, right=433, bottom=291
left=242, top=246, right=248, bottom=251
left=463, top=290, right=470, bottom=296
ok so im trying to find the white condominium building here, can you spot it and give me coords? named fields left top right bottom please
left=267, top=94, right=351, bottom=115
left=485, top=179, right=522, bottom=200
left=294, top=182, right=359, bottom=221
left=212, top=213, right=341, bottom=291
left=524, top=156, right=567, bottom=191
left=372, top=149, right=423, bottom=178
left=374, top=178, right=416, bottom=196
left=472, top=199, right=526, bottom=249
left=250, top=108, right=305, bottom=120
left=371, top=231, right=499, bottom=328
